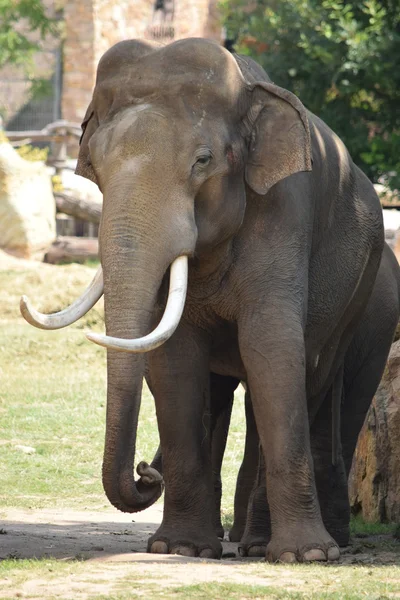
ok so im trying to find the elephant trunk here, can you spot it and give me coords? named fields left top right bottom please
left=102, top=349, right=163, bottom=512
left=99, top=186, right=196, bottom=512
left=101, top=254, right=166, bottom=512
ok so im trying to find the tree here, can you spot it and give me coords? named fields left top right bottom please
left=0, top=0, right=57, bottom=69
left=221, top=0, right=400, bottom=188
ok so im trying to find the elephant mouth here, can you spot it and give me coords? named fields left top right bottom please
left=20, top=255, right=188, bottom=354
left=86, top=255, right=188, bottom=353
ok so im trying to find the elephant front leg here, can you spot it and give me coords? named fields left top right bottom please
left=147, top=324, right=222, bottom=559
left=239, top=313, right=340, bottom=563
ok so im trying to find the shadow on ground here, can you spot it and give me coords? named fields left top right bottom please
left=0, top=507, right=399, bottom=565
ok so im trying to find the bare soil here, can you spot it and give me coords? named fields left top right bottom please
left=1, top=506, right=399, bottom=566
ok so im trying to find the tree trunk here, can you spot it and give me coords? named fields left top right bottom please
left=55, top=191, right=102, bottom=223
left=44, top=236, right=98, bottom=264
left=349, top=340, right=400, bottom=522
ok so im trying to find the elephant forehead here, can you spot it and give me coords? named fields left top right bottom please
left=95, top=39, right=245, bottom=112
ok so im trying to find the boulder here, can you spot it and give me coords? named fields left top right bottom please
left=349, top=340, right=400, bottom=522
left=0, top=142, right=55, bottom=258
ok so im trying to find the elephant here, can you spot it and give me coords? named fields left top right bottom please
left=232, top=242, right=400, bottom=556
left=150, top=243, right=400, bottom=552
left=20, top=38, right=384, bottom=563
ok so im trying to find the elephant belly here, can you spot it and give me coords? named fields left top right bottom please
left=210, top=323, right=247, bottom=381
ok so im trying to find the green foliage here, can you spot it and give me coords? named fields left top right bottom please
left=0, top=0, right=58, bottom=72
left=221, top=0, right=400, bottom=188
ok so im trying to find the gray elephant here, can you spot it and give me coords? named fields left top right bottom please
left=21, top=38, right=384, bottom=563
left=230, top=242, right=400, bottom=556
left=151, top=242, right=399, bottom=552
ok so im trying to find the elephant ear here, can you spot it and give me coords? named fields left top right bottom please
left=75, top=101, right=99, bottom=185
left=244, top=82, right=312, bottom=196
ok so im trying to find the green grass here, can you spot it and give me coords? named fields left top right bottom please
left=1, top=560, right=400, bottom=600
left=350, top=514, right=396, bottom=537
left=0, top=264, right=246, bottom=512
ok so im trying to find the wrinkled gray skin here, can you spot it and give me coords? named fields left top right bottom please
left=226, top=243, right=400, bottom=556
left=76, top=38, right=383, bottom=562
left=170, top=242, right=400, bottom=550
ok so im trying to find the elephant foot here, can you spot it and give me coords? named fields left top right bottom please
left=148, top=526, right=222, bottom=559
left=236, top=481, right=270, bottom=552
left=266, top=523, right=340, bottom=563
left=228, top=521, right=245, bottom=542
left=215, top=522, right=225, bottom=540
left=238, top=539, right=267, bottom=557
left=324, top=524, right=350, bottom=547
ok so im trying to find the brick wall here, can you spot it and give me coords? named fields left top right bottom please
left=0, top=0, right=62, bottom=128
left=62, top=0, right=223, bottom=124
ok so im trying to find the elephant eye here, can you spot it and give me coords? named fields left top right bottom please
left=193, top=153, right=212, bottom=168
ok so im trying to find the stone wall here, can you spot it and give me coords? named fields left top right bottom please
left=62, top=0, right=223, bottom=124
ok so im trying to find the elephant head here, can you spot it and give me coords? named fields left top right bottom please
left=21, top=38, right=311, bottom=513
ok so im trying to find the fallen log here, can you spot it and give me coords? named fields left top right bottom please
left=55, top=191, right=102, bottom=224
left=44, top=236, right=98, bottom=264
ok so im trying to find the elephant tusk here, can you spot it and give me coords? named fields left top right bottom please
left=20, top=267, right=104, bottom=330
left=86, top=255, right=188, bottom=353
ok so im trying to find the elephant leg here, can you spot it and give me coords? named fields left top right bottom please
left=210, top=373, right=239, bottom=539
left=310, top=381, right=350, bottom=547
left=341, top=336, right=395, bottom=478
left=238, top=443, right=271, bottom=557
left=229, top=389, right=260, bottom=542
left=147, top=323, right=222, bottom=559
left=239, top=312, right=339, bottom=563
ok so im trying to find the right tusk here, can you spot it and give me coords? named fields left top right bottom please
left=86, top=255, right=188, bottom=353
left=20, top=267, right=104, bottom=330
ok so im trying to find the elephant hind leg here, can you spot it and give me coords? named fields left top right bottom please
left=238, top=444, right=271, bottom=557
left=310, top=388, right=350, bottom=547
left=210, top=373, right=239, bottom=538
left=229, top=390, right=260, bottom=542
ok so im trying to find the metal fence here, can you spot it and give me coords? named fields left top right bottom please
left=0, top=46, right=62, bottom=133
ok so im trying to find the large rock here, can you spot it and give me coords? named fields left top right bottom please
left=349, top=340, right=400, bottom=522
left=0, top=142, right=55, bottom=258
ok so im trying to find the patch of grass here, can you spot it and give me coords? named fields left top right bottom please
left=0, top=264, right=244, bottom=512
left=82, top=258, right=101, bottom=268
left=0, top=264, right=104, bottom=329
left=156, top=581, right=395, bottom=599
left=350, top=514, right=396, bottom=537
left=1, top=554, right=400, bottom=600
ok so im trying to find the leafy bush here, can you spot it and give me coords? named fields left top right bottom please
left=221, top=0, right=400, bottom=188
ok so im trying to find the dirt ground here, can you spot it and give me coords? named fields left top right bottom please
left=1, top=506, right=400, bottom=600
left=0, top=506, right=399, bottom=566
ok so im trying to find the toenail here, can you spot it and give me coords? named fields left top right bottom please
left=238, top=546, right=246, bottom=557
left=327, top=546, right=340, bottom=561
left=199, top=548, right=214, bottom=559
left=278, top=551, right=297, bottom=563
left=172, top=546, right=196, bottom=557
left=303, top=548, right=326, bottom=562
left=151, top=541, right=168, bottom=554
left=247, top=545, right=266, bottom=557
